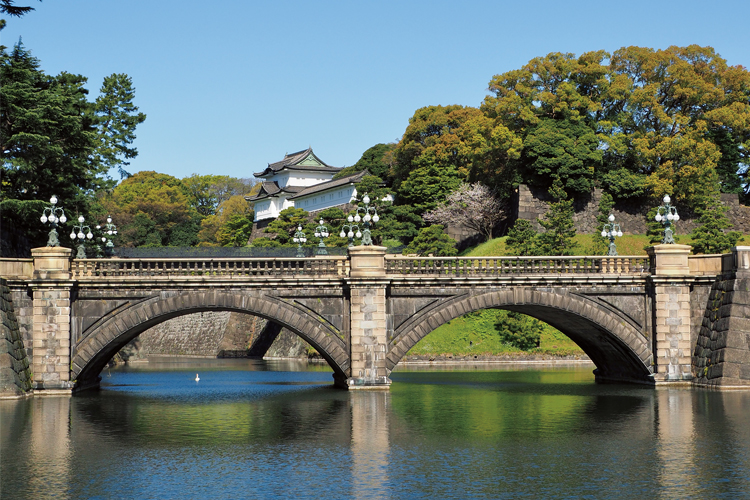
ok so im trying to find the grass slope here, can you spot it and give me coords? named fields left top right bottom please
left=409, top=231, right=748, bottom=358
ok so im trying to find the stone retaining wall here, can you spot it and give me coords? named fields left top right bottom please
left=119, top=312, right=312, bottom=361
left=0, top=279, right=32, bottom=397
left=517, top=184, right=750, bottom=235
left=692, top=270, right=750, bottom=387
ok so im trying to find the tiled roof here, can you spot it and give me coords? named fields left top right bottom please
left=289, top=170, right=369, bottom=200
left=245, top=182, right=303, bottom=202
left=254, top=147, right=341, bottom=178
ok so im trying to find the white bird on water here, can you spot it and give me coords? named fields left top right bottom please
left=195, top=373, right=200, bottom=382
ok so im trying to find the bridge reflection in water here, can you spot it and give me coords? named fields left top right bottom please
left=3, top=366, right=750, bottom=497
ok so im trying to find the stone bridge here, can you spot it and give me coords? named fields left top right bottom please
left=2, top=244, right=750, bottom=396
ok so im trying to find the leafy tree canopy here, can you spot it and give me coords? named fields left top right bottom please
left=102, top=171, right=199, bottom=247
left=334, top=143, right=396, bottom=180
left=690, top=193, right=742, bottom=254
left=402, top=225, right=457, bottom=257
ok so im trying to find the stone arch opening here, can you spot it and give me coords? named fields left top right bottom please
left=72, top=292, right=349, bottom=391
left=387, top=289, right=653, bottom=384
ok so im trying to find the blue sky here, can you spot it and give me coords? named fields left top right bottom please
left=2, top=0, right=749, bottom=182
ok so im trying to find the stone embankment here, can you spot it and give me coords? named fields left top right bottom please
left=0, top=279, right=32, bottom=397
left=118, top=311, right=313, bottom=362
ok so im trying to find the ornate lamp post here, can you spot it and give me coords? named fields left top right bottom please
left=600, top=214, right=623, bottom=256
left=655, top=195, right=679, bottom=244
left=40, top=195, right=68, bottom=247
left=292, top=225, right=307, bottom=257
left=314, top=219, right=330, bottom=255
left=97, top=215, right=117, bottom=257
left=70, top=215, right=94, bottom=258
left=340, top=223, right=361, bottom=248
left=345, top=193, right=380, bottom=246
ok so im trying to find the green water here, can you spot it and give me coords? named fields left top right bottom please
left=2, top=359, right=749, bottom=499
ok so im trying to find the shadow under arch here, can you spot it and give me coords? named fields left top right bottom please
left=72, top=291, right=350, bottom=391
left=387, top=288, right=654, bottom=384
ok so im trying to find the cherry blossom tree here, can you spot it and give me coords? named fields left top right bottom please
left=423, top=183, right=504, bottom=242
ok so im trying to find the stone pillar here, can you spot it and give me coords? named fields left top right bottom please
left=647, top=244, right=693, bottom=383
left=347, top=246, right=391, bottom=389
left=30, top=247, right=74, bottom=391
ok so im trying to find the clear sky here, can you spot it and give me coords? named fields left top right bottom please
left=2, top=0, right=748, bottom=182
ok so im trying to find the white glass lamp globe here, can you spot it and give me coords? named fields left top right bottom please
left=77, top=231, right=84, bottom=239
left=674, top=213, right=680, bottom=221
left=293, top=237, right=299, bottom=243
left=354, top=214, right=361, bottom=223
left=372, top=214, right=379, bottom=223
left=50, top=195, right=57, bottom=205
left=59, top=215, right=66, bottom=223
left=601, top=230, right=607, bottom=237
left=608, top=214, right=615, bottom=222
left=364, top=214, right=371, bottom=222
left=363, top=195, right=370, bottom=204
left=319, top=219, right=324, bottom=225
left=347, top=215, right=354, bottom=223
left=41, top=215, right=48, bottom=223
left=655, top=213, right=662, bottom=222
left=663, top=195, right=671, bottom=204
left=347, top=231, right=354, bottom=238
left=113, top=230, right=117, bottom=235
left=617, top=231, right=623, bottom=237
left=340, top=231, right=346, bottom=238
left=101, top=237, right=107, bottom=243
left=107, top=216, right=112, bottom=224
left=78, top=215, right=85, bottom=224
left=108, top=230, right=113, bottom=235
left=667, top=213, right=674, bottom=221
left=315, top=232, right=320, bottom=238
left=355, top=231, right=362, bottom=238
left=86, top=232, right=93, bottom=239
left=70, top=231, right=77, bottom=240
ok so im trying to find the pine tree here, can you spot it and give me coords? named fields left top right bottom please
left=691, top=195, right=742, bottom=254
left=536, top=177, right=578, bottom=255
left=505, top=219, right=538, bottom=256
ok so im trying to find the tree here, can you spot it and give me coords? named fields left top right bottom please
left=495, top=311, right=544, bottom=350
left=183, top=174, right=254, bottom=217
left=198, top=194, right=254, bottom=247
left=1, top=41, right=104, bottom=205
left=103, top=171, right=199, bottom=247
left=402, top=225, right=457, bottom=256
left=0, top=0, right=39, bottom=17
left=423, top=182, right=504, bottom=242
left=93, top=74, right=146, bottom=179
left=259, top=207, right=310, bottom=246
left=536, top=177, right=578, bottom=255
left=505, top=219, right=538, bottom=256
left=690, top=194, right=742, bottom=254
left=333, top=143, right=396, bottom=181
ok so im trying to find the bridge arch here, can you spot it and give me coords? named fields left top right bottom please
left=72, top=291, right=349, bottom=390
left=387, top=288, right=653, bottom=383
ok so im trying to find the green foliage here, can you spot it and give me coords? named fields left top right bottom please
left=216, top=213, right=254, bottom=247
left=691, top=195, right=742, bottom=254
left=536, top=178, right=578, bottom=255
left=0, top=41, right=104, bottom=206
left=333, top=143, right=396, bottom=180
left=521, top=118, right=601, bottom=195
left=182, top=175, right=253, bottom=217
left=93, top=73, right=147, bottom=179
left=262, top=207, right=310, bottom=246
left=600, top=168, right=647, bottom=199
left=403, top=225, right=457, bottom=256
left=0, top=199, right=47, bottom=255
left=645, top=207, right=664, bottom=246
left=505, top=219, right=538, bottom=256
left=495, top=311, right=544, bottom=350
left=103, top=171, right=199, bottom=247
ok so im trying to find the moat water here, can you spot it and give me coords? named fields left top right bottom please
left=2, top=359, right=750, bottom=499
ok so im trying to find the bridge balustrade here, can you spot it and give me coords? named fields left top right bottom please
left=384, top=255, right=650, bottom=276
left=70, top=256, right=349, bottom=279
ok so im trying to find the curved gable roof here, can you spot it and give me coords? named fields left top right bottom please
left=254, top=147, right=341, bottom=178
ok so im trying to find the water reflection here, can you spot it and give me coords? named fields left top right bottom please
left=2, top=362, right=750, bottom=499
